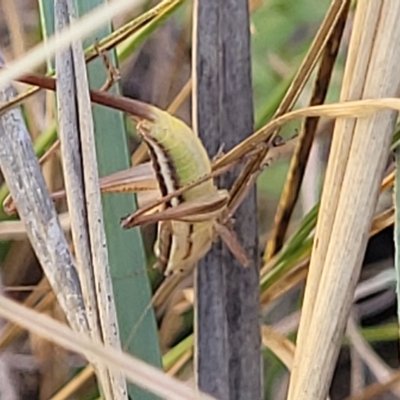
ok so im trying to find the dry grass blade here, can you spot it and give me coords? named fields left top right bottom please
left=54, top=0, right=127, bottom=397
left=265, top=0, right=350, bottom=260
left=0, top=0, right=177, bottom=117
left=11, top=72, right=400, bottom=169
left=67, top=0, right=127, bottom=394
left=0, top=294, right=217, bottom=400
left=260, top=157, right=395, bottom=305
left=0, top=213, right=70, bottom=240
left=273, top=0, right=349, bottom=118
left=287, top=2, right=400, bottom=399
left=212, top=98, right=400, bottom=171
left=345, top=370, right=400, bottom=400
left=84, top=0, right=184, bottom=62
left=193, top=1, right=258, bottom=396
left=2, top=0, right=26, bottom=57
left=0, top=0, right=144, bottom=89
left=55, top=0, right=99, bottom=338
left=166, top=348, right=193, bottom=376
left=261, top=325, right=295, bottom=370
left=0, top=280, right=53, bottom=350
left=11, top=71, right=400, bottom=158
left=260, top=203, right=395, bottom=307
left=382, top=169, right=395, bottom=191
left=50, top=366, right=94, bottom=400
left=0, top=277, right=18, bottom=400
left=2, top=0, right=43, bottom=137
left=371, top=207, right=394, bottom=236
left=262, top=326, right=334, bottom=400
left=260, top=261, right=309, bottom=305
left=224, top=0, right=349, bottom=219
left=346, top=316, right=400, bottom=398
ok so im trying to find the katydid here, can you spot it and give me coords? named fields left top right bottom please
left=121, top=107, right=249, bottom=275
left=3, top=71, right=291, bottom=275
left=2, top=118, right=248, bottom=275
left=2, top=76, right=249, bottom=274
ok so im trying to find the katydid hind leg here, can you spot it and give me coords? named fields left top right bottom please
left=214, top=221, right=251, bottom=267
left=121, top=189, right=229, bottom=228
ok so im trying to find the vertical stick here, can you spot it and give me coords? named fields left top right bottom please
left=192, top=1, right=261, bottom=399
left=192, top=2, right=229, bottom=397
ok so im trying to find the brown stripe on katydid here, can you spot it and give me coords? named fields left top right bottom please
left=145, top=144, right=171, bottom=206
left=137, top=120, right=184, bottom=208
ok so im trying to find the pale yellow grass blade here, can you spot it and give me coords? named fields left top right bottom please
left=261, top=325, right=295, bottom=371
left=0, top=294, right=217, bottom=400
left=287, top=2, right=400, bottom=400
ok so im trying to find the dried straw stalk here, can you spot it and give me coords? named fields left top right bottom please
left=288, top=2, right=400, bottom=399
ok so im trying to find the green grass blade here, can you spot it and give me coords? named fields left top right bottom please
left=162, top=334, right=194, bottom=370
left=261, top=237, right=313, bottom=291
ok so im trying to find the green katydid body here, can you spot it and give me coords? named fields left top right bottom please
left=138, top=108, right=216, bottom=202
left=138, top=107, right=228, bottom=275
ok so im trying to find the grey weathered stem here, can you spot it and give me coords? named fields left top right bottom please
left=55, top=0, right=127, bottom=398
left=0, top=55, right=88, bottom=335
left=68, top=0, right=128, bottom=396
left=192, top=0, right=261, bottom=399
